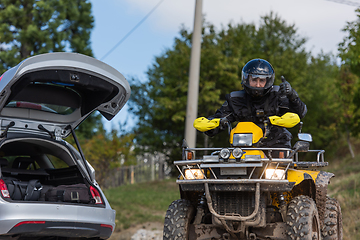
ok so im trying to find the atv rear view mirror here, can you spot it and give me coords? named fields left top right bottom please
left=298, top=133, right=312, bottom=142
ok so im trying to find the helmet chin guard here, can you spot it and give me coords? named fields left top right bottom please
left=245, top=85, right=273, bottom=98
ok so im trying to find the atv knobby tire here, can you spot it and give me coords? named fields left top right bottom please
left=321, top=197, right=343, bottom=240
left=286, top=195, right=321, bottom=240
left=163, top=199, right=195, bottom=240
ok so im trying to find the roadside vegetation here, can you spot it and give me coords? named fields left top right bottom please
left=103, top=178, right=179, bottom=231
left=326, top=143, right=360, bottom=240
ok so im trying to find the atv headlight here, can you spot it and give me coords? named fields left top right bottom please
left=265, top=169, right=285, bottom=180
left=233, top=133, right=253, bottom=147
left=220, top=148, right=231, bottom=159
left=232, top=148, right=244, bottom=159
left=184, top=169, right=205, bottom=180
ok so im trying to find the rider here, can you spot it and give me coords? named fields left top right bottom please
left=204, top=58, right=307, bottom=151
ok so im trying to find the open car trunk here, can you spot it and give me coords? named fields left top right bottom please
left=0, top=52, right=131, bottom=138
left=0, top=136, right=102, bottom=205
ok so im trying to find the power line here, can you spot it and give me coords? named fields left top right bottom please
left=100, top=0, right=166, bottom=61
left=326, top=0, right=360, bottom=7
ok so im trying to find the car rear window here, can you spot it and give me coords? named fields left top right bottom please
left=6, top=100, right=76, bottom=115
left=5, top=82, right=80, bottom=115
left=46, top=154, right=69, bottom=169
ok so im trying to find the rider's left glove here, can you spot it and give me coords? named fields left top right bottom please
left=280, top=76, right=298, bottom=101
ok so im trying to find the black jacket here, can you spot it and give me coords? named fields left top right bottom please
left=205, top=86, right=307, bottom=148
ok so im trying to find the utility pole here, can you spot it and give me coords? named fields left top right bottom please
left=184, top=0, right=202, bottom=148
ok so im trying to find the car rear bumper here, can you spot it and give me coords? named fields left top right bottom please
left=0, top=201, right=116, bottom=239
left=7, top=221, right=113, bottom=238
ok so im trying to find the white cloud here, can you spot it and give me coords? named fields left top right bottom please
left=123, top=0, right=358, bottom=55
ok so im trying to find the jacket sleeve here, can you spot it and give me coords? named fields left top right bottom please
left=204, top=94, right=236, bottom=137
left=288, top=96, right=307, bottom=119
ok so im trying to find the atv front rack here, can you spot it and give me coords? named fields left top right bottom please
left=175, top=146, right=327, bottom=191
left=179, top=145, right=325, bottom=168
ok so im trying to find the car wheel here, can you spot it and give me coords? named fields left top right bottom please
left=286, top=195, right=321, bottom=240
left=321, top=197, right=343, bottom=240
left=163, top=199, right=194, bottom=240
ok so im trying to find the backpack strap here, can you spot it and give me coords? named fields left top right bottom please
left=12, top=180, right=27, bottom=200
left=24, top=180, right=42, bottom=201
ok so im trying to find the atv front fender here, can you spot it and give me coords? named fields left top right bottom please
left=287, top=169, right=321, bottom=185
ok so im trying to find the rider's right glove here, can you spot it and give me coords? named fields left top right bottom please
left=280, top=76, right=299, bottom=102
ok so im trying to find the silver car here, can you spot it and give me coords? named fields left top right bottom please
left=0, top=52, right=130, bottom=239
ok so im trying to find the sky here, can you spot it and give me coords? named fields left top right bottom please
left=89, top=0, right=360, bottom=131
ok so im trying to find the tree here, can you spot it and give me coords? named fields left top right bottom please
left=296, top=54, right=340, bottom=152
left=128, top=12, right=334, bottom=162
left=0, top=0, right=105, bottom=137
left=339, top=8, right=360, bottom=76
left=75, top=113, right=104, bottom=140
left=80, top=129, right=136, bottom=186
left=0, top=0, right=94, bottom=73
left=338, top=8, right=360, bottom=156
left=339, top=8, right=360, bottom=136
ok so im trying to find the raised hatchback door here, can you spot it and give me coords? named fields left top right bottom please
left=0, top=52, right=130, bottom=138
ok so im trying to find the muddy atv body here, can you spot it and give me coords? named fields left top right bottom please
left=164, top=119, right=342, bottom=240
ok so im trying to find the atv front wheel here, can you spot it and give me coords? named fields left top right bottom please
left=163, top=199, right=195, bottom=240
left=321, top=197, right=343, bottom=240
left=286, top=195, right=321, bottom=240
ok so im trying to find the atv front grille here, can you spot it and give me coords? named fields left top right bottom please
left=211, top=191, right=255, bottom=216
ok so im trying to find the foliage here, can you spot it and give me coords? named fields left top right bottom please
left=0, top=0, right=94, bottom=73
left=104, top=178, right=179, bottom=230
left=80, top=129, right=136, bottom=186
left=325, top=150, right=360, bottom=240
left=0, top=0, right=100, bottom=137
left=74, top=112, right=104, bottom=139
left=339, top=8, right=360, bottom=137
left=295, top=55, right=340, bottom=151
left=128, top=12, right=338, bottom=161
left=339, top=9, right=360, bottom=75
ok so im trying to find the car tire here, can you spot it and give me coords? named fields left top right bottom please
left=286, top=195, right=321, bottom=240
left=321, top=197, right=343, bottom=240
left=163, top=199, right=194, bottom=240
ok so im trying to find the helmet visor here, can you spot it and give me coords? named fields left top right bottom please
left=244, top=74, right=273, bottom=89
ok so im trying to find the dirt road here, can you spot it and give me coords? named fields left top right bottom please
left=109, top=222, right=163, bottom=240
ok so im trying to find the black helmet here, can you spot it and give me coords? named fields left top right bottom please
left=241, top=59, right=275, bottom=98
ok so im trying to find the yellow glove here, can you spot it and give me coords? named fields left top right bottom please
left=193, top=117, right=221, bottom=132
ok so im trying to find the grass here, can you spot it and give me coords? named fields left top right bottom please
left=103, top=178, right=179, bottom=231
left=325, top=154, right=360, bottom=240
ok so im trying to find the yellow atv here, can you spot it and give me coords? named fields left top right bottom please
left=163, top=113, right=342, bottom=240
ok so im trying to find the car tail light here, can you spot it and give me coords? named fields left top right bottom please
left=0, top=179, right=10, bottom=198
left=90, top=186, right=103, bottom=204
left=101, top=224, right=113, bottom=232
left=14, top=221, right=45, bottom=228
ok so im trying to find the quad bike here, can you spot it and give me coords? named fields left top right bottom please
left=163, top=113, right=342, bottom=240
